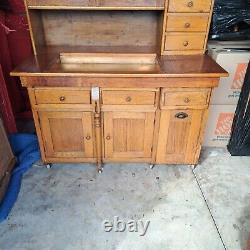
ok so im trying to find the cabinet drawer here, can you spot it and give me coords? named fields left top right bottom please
left=162, top=89, right=209, bottom=106
left=166, top=15, right=209, bottom=32
left=168, top=0, right=212, bottom=13
left=102, top=90, right=156, bottom=105
left=35, top=89, right=91, bottom=104
left=164, top=33, right=206, bottom=51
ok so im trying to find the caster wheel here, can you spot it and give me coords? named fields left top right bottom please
left=46, top=164, right=52, bottom=169
left=190, top=164, right=197, bottom=170
left=149, top=164, right=155, bottom=169
left=98, top=168, right=103, bottom=174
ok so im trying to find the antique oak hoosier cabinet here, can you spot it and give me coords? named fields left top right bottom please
left=11, top=0, right=228, bottom=172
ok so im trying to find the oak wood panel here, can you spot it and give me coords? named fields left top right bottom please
left=102, top=89, right=156, bottom=105
left=27, top=0, right=165, bottom=9
left=20, top=76, right=221, bottom=89
left=164, top=33, right=206, bottom=51
left=39, top=111, right=95, bottom=158
left=35, top=88, right=91, bottom=104
left=41, top=10, right=160, bottom=48
left=103, top=111, right=155, bottom=159
left=168, top=0, right=212, bottom=13
left=27, top=0, right=96, bottom=7
left=11, top=53, right=228, bottom=78
left=162, top=88, right=209, bottom=106
left=156, top=109, right=205, bottom=164
left=166, top=14, right=209, bottom=32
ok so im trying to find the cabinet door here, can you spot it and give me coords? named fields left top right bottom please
left=156, top=109, right=205, bottom=164
left=39, top=111, right=94, bottom=159
left=103, top=112, right=155, bottom=160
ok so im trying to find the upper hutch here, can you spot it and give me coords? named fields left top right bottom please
left=12, top=0, right=227, bottom=172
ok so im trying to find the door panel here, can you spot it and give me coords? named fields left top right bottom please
left=156, top=109, right=205, bottom=164
left=39, top=111, right=94, bottom=158
left=104, top=112, right=155, bottom=159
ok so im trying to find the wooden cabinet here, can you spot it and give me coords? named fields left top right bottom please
left=103, top=111, right=155, bottom=161
left=11, top=0, right=228, bottom=170
left=39, top=111, right=95, bottom=161
left=156, top=109, right=206, bottom=164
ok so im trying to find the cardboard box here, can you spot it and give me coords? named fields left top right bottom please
left=208, top=41, right=250, bottom=105
left=203, top=105, right=236, bottom=147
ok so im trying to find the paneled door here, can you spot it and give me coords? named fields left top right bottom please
left=103, top=111, right=155, bottom=160
left=39, top=111, right=94, bottom=159
left=156, top=109, right=206, bottom=164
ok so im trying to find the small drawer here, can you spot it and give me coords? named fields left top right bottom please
left=102, top=90, right=156, bottom=105
left=165, top=33, right=206, bottom=51
left=166, top=15, right=209, bottom=32
left=168, top=0, right=212, bottom=13
left=162, top=89, right=209, bottom=106
left=35, top=89, right=91, bottom=104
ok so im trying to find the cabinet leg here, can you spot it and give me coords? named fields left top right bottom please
left=46, top=163, right=52, bottom=169
left=97, top=163, right=103, bottom=173
left=149, top=164, right=155, bottom=169
left=190, top=164, right=197, bottom=170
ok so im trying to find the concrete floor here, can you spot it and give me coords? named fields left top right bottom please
left=0, top=148, right=249, bottom=250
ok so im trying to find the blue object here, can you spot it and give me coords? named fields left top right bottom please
left=0, top=134, right=40, bottom=222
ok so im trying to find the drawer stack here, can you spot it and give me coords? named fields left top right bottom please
left=163, top=0, right=214, bottom=55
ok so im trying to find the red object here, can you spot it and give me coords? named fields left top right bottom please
left=8, top=0, right=25, bottom=13
left=0, top=10, right=33, bottom=127
left=0, top=65, right=17, bottom=133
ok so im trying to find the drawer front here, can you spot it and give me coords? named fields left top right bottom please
left=102, top=90, right=156, bottom=105
left=166, top=15, right=209, bottom=32
left=164, top=33, right=206, bottom=51
left=35, top=89, right=91, bottom=104
left=168, top=0, right=212, bottom=13
left=162, top=89, right=209, bottom=106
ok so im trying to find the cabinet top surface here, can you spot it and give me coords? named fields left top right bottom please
left=11, top=47, right=227, bottom=78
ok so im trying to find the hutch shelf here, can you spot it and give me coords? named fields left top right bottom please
left=12, top=0, right=228, bottom=172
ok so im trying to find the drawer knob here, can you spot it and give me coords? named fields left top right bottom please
left=184, top=22, right=191, bottom=28
left=184, top=97, right=191, bottom=103
left=85, top=135, right=91, bottom=140
left=106, top=135, right=111, bottom=140
left=175, top=112, right=188, bottom=119
left=59, top=96, right=66, bottom=102
left=183, top=41, right=189, bottom=47
left=187, top=1, right=193, bottom=7
left=126, top=96, right=132, bottom=102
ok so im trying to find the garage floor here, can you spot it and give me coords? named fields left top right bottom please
left=0, top=148, right=249, bottom=250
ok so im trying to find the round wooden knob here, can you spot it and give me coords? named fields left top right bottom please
left=183, top=41, right=189, bottom=47
left=106, top=135, right=111, bottom=140
left=184, top=97, right=190, bottom=103
left=59, top=96, right=66, bottom=102
left=126, top=96, right=132, bottom=102
left=85, top=135, right=91, bottom=140
left=187, top=1, right=193, bottom=7
left=184, top=22, right=191, bottom=28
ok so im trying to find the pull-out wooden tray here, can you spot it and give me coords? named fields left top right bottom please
left=57, top=53, right=161, bottom=73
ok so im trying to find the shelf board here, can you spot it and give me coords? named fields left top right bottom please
left=28, top=6, right=165, bottom=10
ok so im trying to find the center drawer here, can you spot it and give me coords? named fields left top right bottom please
left=102, top=89, right=156, bottom=105
left=34, top=88, right=91, bottom=104
left=162, top=88, right=209, bottom=106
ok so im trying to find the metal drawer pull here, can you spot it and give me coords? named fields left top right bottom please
left=183, top=41, right=189, bottom=47
left=175, top=112, right=188, bottom=119
left=185, top=23, right=191, bottom=28
left=106, top=135, right=111, bottom=140
left=85, top=135, right=91, bottom=140
left=126, top=96, right=132, bottom=102
left=59, top=96, right=66, bottom=102
left=187, top=1, right=193, bottom=7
